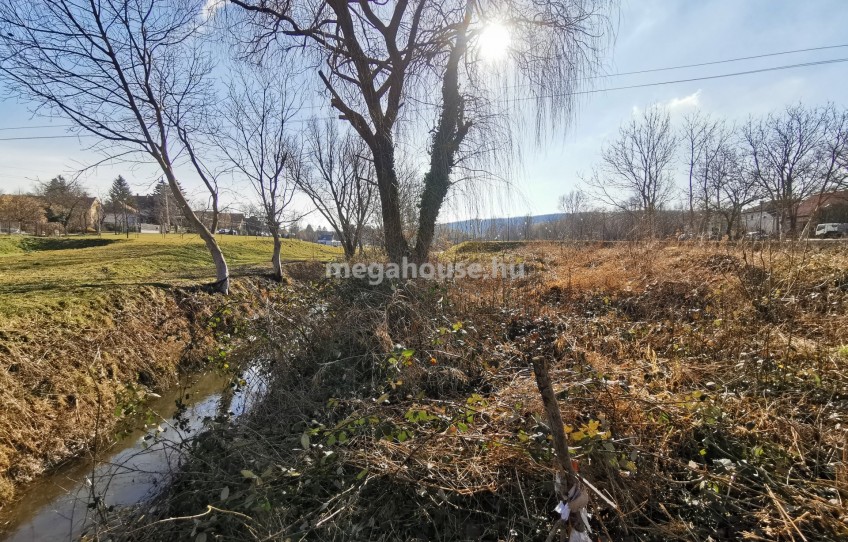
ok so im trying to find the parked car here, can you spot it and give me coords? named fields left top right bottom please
left=814, top=223, right=848, bottom=238
left=744, top=231, right=768, bottom=241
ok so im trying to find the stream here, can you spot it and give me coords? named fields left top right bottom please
left=0, top=365, right=267, bottom=541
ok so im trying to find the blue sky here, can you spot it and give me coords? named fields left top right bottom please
left=1, top=0, right=847, bottom=225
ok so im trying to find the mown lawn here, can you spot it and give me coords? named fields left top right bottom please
left=0, top=234, right=340, bottom=321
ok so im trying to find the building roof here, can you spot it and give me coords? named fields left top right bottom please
left=194, top=211, right=246, bottom=224
left=743, top=190, right=848, bottom=218
left=742, top=201, right=778, bottom=215
left=797, top=190, right=848, bottom=219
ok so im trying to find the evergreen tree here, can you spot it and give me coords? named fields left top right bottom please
left=108, top=175, right=133, bottom=236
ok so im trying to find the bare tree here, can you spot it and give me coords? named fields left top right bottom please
left=217, top=66, right=301, bottom=280
left=229, top=0, right=611, bottom=263
left=0, top=194, right=45, bottom=234
left=705, top=143, right=759, bottom=239
left=742, top=104, right=846, bottom=238
left=558, top=189, right=587, bottom=239
left=588, top=106, right=678, bottom=237
left=300, top=119, right=376, bottom=260
left=681, top=112, right=732, bottom=234
left=796, top=106, right=848, bottom=238
left=0, top=0, right=231, bottom=292
left=36, top=176, right=89, bottom=233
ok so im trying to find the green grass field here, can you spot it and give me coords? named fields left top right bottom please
left=0, top=234, right=340, bottom=320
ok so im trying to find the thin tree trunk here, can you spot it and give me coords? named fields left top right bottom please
left=530, top=355, right=587, bottom=536
left=343, top=238, right=356, bottom=260
left=271, top=233, right=282, bottom=281
left=162, top=169, right=229, bottom=293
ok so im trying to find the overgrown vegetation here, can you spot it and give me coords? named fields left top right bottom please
left=0, top=235, right=339, bottom=507
left=113, top=241, right=848, bottom=541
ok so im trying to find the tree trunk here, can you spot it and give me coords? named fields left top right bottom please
left=372, top=136, right=408, bottom=262
left=163, top=168, right=229, bottom=293
left=271, top=233, right=283, bottom=281
left=343, top=238, right=356, bottom=260
left=411, top=23, right=470, bottom=264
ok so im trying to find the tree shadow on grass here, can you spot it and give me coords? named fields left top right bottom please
left=0, top=281, right=176, bottom=296
left=20, top=238, right=122, bottom=252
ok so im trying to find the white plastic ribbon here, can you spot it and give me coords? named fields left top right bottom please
left=580, top=509, right=592, bottom=534
left=554, top=501, right=571, bottom=521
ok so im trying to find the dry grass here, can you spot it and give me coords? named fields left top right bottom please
left=109, top=242, right=848, bottom=541
left=0, top=233, right=339, bottom=509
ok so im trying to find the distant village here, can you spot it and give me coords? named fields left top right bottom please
left=2, top=175, right=847, bottom=243
left=0, top=177, right=344, bottom=246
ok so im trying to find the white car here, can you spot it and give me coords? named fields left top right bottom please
left=814, top=223, right=848, bottom=238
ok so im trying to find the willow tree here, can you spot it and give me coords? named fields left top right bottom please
left=230, top=0, right=613, bottom=262
left=0, top=0, right=231, bottom=292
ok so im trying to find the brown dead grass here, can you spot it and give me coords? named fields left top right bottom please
left=0, top=277, right=276, bottom=508
left=110, top=242, right=848, bottom=541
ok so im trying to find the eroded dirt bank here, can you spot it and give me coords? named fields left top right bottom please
left=0, top=277, right=277, bottom=508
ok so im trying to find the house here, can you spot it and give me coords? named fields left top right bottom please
left=194, top=211, right=246, bottom=234
left=317, top=231, right=341, bottom=247
left=67, top=197, right=104, bottom=233
left=741, top=190, right=848, bottom=237
left=1, top=194, right=102, bottom=234
left=741, top=201, right=779, bottom=234
left=796, top=190, right=848, bottom=233
left=130, top=194, right=158, bottom=224
left=102, top=201, right=139, bottom=231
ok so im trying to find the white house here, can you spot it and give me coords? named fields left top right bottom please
left=741, top=202, right=779, bottom=234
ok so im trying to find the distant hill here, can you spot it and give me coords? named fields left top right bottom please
left=439, top=213, right=567, bottom=233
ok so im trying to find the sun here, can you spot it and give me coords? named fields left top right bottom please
left=477, top=21, right=511, bottom=62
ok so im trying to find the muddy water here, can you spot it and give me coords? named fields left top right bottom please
left=0, top=366, right=267, bottom=541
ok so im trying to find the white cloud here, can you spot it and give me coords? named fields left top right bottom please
left=665, top=89, right=702, bottom=110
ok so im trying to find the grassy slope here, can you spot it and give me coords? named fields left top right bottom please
left=0, top=235, right=339, bottom=506
left=0, top=234, right=339, bottom=322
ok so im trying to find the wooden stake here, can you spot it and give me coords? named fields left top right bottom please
left=531, top=355, right=588, bottom=536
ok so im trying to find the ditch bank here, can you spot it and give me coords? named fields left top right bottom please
left=0, top=276, right=278, bottom=510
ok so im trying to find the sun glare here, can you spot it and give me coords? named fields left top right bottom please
left=477, top=22, right=511, bottom=62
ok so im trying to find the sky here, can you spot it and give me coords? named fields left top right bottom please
left=1, top=0, right=847, bottom=226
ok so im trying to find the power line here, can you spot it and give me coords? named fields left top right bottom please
left=0, top=55, right=846, bottom=142
left=0, top=43, right=846, bottom=133
left=509, top=57, right=848, bottom=104
left=595, top=43, right=848, bottom=79
left=0, top=124, right=75, bottom=131
left=0, top=134, right=94, bottom=141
